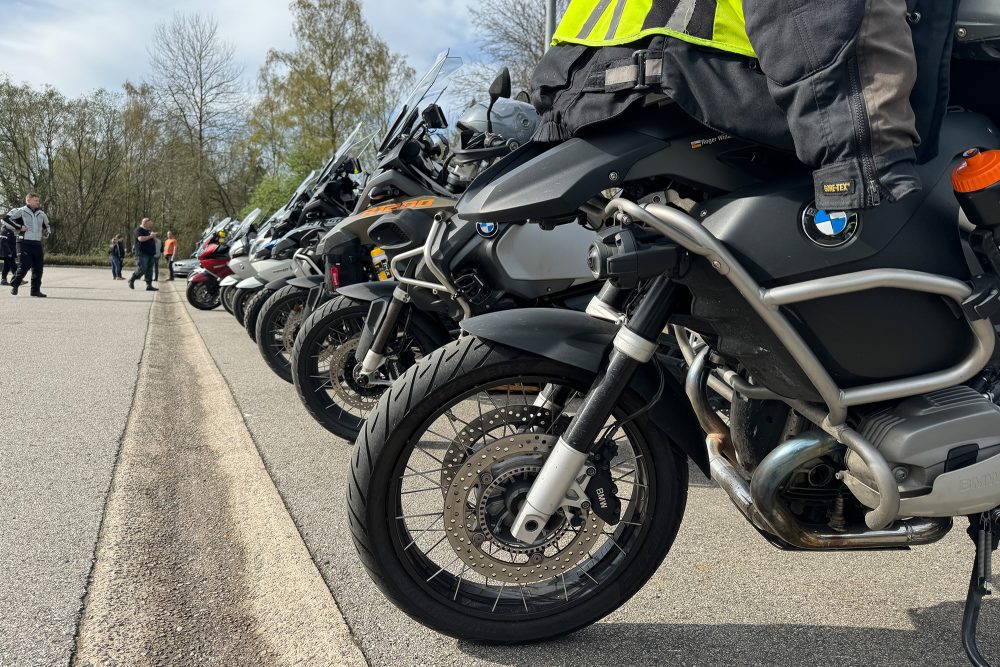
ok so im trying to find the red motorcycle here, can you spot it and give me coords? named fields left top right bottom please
left=186, top=234, right=234, bottom=310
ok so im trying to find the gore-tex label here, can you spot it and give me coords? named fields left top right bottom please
left=822, top=180, right=857, bottom=195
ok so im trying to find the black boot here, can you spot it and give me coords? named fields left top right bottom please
left=30, top=291, right=46, bottom=298
left=128, top=277, right=135, bottom=289
left=10, top=284, right=18, bottom=296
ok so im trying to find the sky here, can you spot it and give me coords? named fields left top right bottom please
left=0, top=0, right=479, bottom=97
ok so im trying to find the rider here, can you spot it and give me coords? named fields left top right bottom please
left=532, top=0, right=959, bottom=211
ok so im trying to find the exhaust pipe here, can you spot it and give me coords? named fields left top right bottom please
left=750, top=433, right=952, bottom=549
left=687, top=352, right=951, bottom=549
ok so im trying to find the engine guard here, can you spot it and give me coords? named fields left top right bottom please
left=460, top=308, right=708, bottom=475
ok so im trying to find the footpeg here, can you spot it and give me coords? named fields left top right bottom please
left=963, top=510, right=1000, bottom=667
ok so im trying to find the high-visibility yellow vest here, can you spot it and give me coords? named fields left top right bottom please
left=553, top=0, right=756, bottom=59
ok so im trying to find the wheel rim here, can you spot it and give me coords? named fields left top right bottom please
left=195, top=283, right=218, bottom=307
left=263, top=296, right=306, bottom=370
left=388, top=373, right=653, bottom=619
left=305, top=312, right=427, bottom=423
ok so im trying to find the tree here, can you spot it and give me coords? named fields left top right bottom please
left=252, top=0, right=411, bottom=173
left=454, top=0, right=569, bottom=104
left=149, top=12, right=247, bottom=218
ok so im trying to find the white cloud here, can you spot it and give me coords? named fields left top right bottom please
left=0, top=0, right=480, bottom=97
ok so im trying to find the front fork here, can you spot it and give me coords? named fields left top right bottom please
left=358, top=286, right=411, bottom=377
left=510, top=276, right=677, bottom=542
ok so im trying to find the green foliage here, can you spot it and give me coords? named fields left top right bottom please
left=241, top=172, right=304, bottom=219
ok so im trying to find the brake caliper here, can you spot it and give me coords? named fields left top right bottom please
left=585, top=438, right=622, bottom=525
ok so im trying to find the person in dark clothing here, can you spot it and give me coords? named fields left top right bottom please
left=0, top=211, right=17, bottom=286
left=7, top=193, right=51, bottom=297
left=128, top=218, right=158, bottom=292
left=108, top=235, right=125, bottom=280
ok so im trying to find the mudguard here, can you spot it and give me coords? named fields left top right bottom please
left=460, top=308, right=709, bottom=475
left=288, top=275, right=324, bottom=290
left=336, top=280, right=397, bottom=302
left=236, top=276, right=264, bottom=290
left=188, top=269, right=215, bottom=284
left=219, top=275, right=239, bottom=287
left=264, top=276, right=292, bottom=291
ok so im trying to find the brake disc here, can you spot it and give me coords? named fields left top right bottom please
left=325, top=335, right=381, bottom=411
left=442, top=433, right=605, bottom=584
left=440, top=405, right=558, bottom=492
left=280, top=306, right=305, bottom=354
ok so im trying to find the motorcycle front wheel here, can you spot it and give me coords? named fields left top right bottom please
left=348, top=335, right=689, bottom=643
left=231, top=288, right=255, bottom=326
left=291, top=295, right=440, bottom=441
left=243, top=288, right=273, bottom=342
left=255, top=285, right=308, bottom=383
left=186, top=279, right=220, bottom=310
left=220, top=285, right=236, bottom=315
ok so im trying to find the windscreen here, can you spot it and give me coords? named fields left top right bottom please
left=377, top=50, right=462, bottom=154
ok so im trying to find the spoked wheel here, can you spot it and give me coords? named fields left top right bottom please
left=256, top=285, right=309, bottom=383
left=243, top=288, right=273, bottom=342
left=220, top=285, right=236, bottom=315
left=348, top=336, right=689, bottom=643
left=186, top=280, right=220, bottom=310
left=291, top=295, right=439, bottom=441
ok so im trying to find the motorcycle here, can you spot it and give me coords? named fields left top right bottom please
left=185, top=215, right=242, bottom=310
left=291, top=63, right=796, bottom=440
left=240, top=127, right=371, bottom=342
left=346, top=8, right=1000, bottom=665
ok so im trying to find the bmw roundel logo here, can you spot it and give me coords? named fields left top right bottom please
left=476, top=221, right=499, bottom=238
left=802, top=204, right=861, bottom=248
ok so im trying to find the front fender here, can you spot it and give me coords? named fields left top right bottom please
left=288, top=275, right=324, bottom=290
left=188, top=269, right=215, bottom=284
left=264, top=276, right=291, bottom=291
left=336, top=280, right=397, bottom=303
left=219, top=275, right=239, bottom=287
left=460, top=308, right=708, bottom=475
left=236, top=277, right=264, bottom=290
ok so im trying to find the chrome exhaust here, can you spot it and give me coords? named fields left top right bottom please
left=750, top=433, right=952, bottom=549
left=685, top=352, right=951, bottom=549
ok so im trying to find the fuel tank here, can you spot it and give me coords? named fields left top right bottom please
left=676, top=111, right=1000, bottom=400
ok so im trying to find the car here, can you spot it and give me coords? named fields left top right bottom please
left=171, top=257, right=200, bottom=278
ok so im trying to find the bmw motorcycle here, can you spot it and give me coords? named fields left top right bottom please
left=346, top=7, right=1000, bottom=665
left=290, top=60, right=803, bottom=440
left=185, top=215, right=240, bottom=310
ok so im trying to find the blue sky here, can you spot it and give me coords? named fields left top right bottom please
left=0, top=0, right=479, bottom=96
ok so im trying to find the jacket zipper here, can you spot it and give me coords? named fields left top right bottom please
left=847, top=56, right=881, bottom=208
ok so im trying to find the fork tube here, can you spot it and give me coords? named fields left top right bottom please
left=361, top=262, right=417, bottom=376
left=510, top=277, right=677, bottom=543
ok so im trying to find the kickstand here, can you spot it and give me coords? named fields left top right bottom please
left=964, top=511, right=1000, bottom=667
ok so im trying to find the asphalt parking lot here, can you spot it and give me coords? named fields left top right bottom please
left=3, top=267, right=1000, bottom=666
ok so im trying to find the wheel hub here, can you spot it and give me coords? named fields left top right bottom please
left=442, top=433, right=604, bottom=584
left=280, top=306, right=305, bottom=354
left=324, top=336, right=381, bottom=410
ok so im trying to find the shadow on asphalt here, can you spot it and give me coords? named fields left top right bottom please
left=457, top=600, right=1000, bottom=666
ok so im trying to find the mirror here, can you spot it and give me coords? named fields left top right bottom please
left=486, top=67, right=512, bottom=133
left=489, top=67, right=512, bottom=102
left=421, top=103, right=449, bottom=129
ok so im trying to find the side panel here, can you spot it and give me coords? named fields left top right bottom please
left=493, top=223, right=596, bottom=282
left=460, top=309, right=708, bottom=474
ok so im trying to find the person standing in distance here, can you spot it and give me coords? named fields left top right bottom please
left=128, top=218, right=158, bottom=292
left=0, top=209, right=18, bottom=286
left=8, top=193, right=51, bottom=297
left=164, top=231, right=177, bottom=281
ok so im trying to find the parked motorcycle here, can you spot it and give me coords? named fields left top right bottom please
left=185, top=215, right=245, bottom=310
left=291, top=64, right=797, bottom=440
left=346, top=12, right=1000, bottom=665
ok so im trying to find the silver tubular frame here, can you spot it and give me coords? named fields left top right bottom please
left=389, top=214, right=472, bottom=320
left=610, top=198, right=997, bottom=529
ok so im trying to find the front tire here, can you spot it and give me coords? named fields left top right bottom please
left=220, top=285, right=236, bottom=314
left=186, top=279, right=220, bottom=310
left=291, top=295, right=440, bottom=441
left=231, top=288, right=255, bottom=326
left=255, top=285, right=308, bottom=383
left=243, top=288, right=273, bottom=342
left=348, top=336, right=689, bottom=643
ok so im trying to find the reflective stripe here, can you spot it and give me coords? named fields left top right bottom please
left=605, top=0, right=629, bottom=39
left=577, top=0, right=616, bottom=39
left=604, top=58, right=663, bottom=87
left=666, top=0, right=696, bottom=31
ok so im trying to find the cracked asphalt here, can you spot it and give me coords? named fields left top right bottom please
left=3, top=267, right=1000, bottom=666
